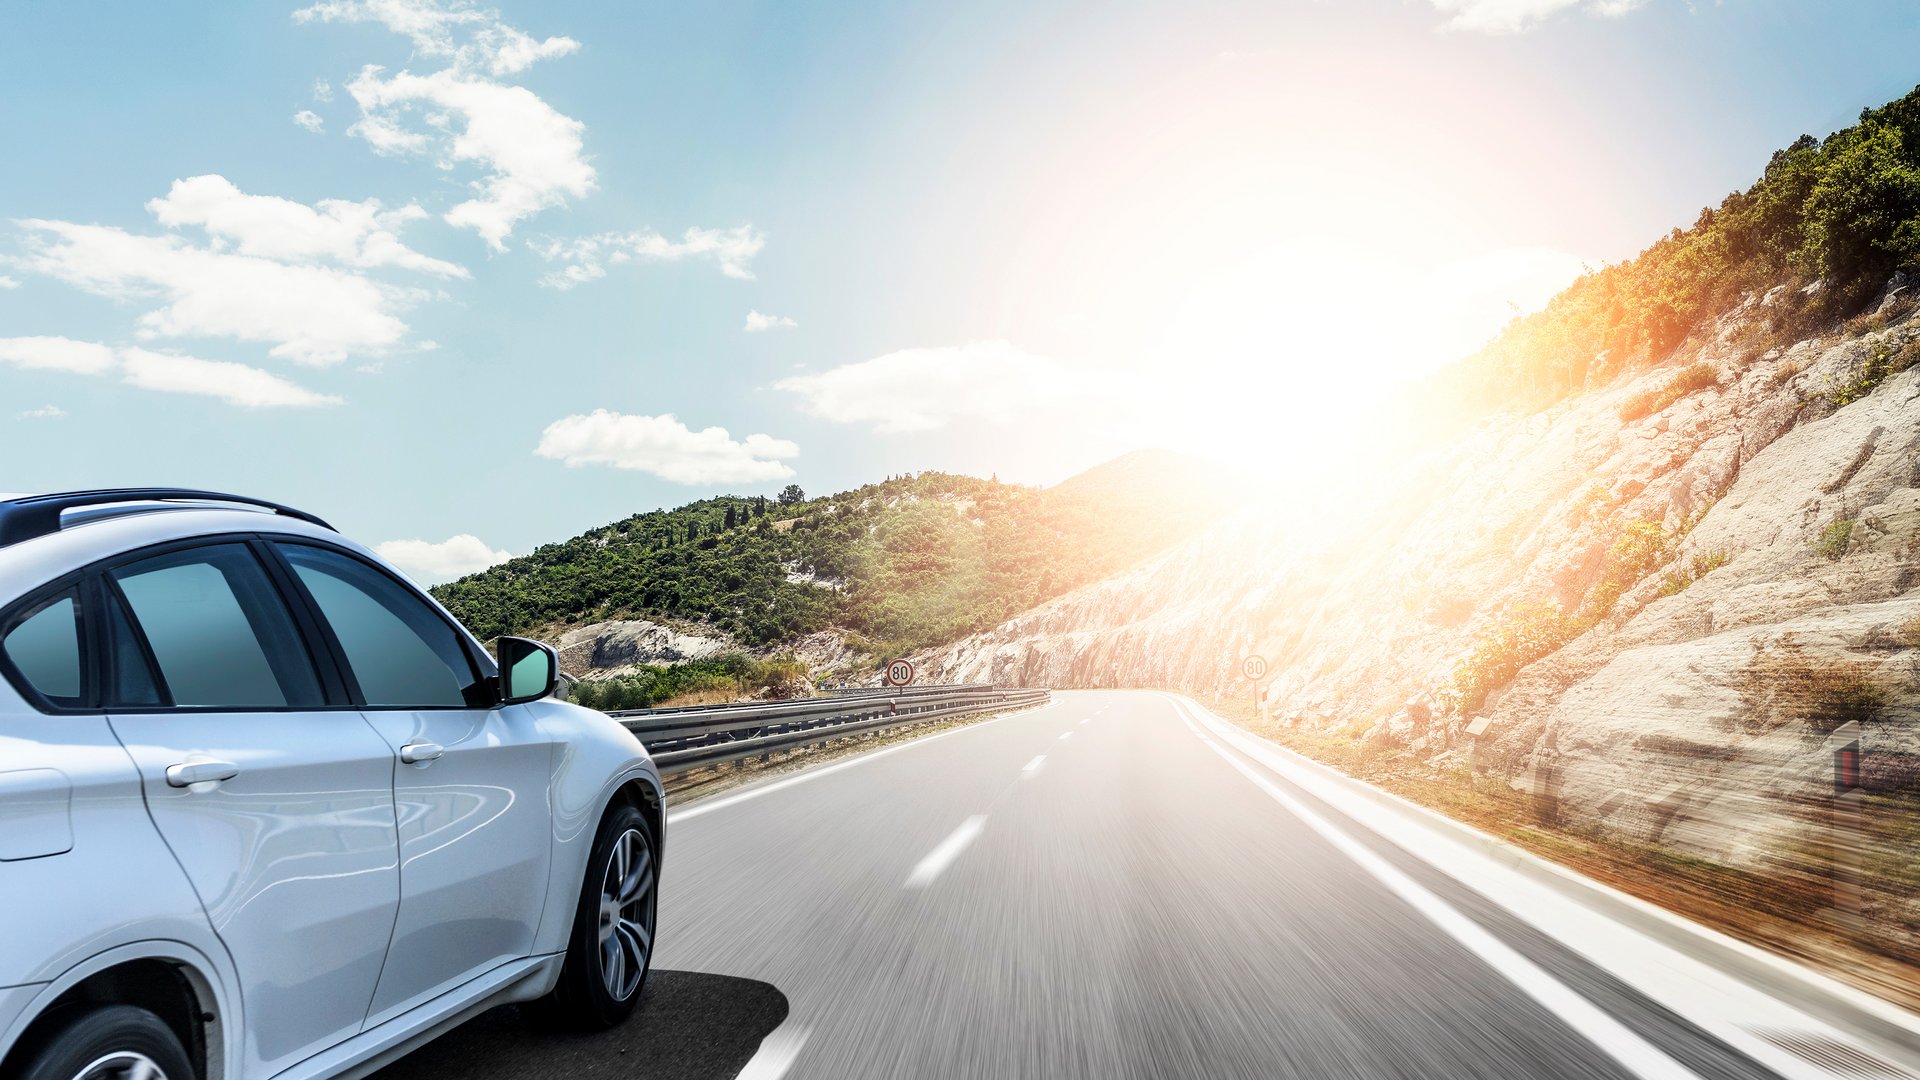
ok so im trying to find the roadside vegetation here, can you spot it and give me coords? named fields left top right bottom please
left=569, top=654, right=812, bottom=711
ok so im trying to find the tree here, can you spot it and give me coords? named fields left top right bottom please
left=778, top=484, right=806, bottom=506
left=755, top=497, right=767, bottom=517
left=686, top=520, right=699, bottom=541
left=725, top=505, right=738, bottom=529
left=1800, top=123, right=1920, bottom=282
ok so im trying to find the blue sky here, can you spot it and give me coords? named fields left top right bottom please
left=3, top=0, right=1918, bottom=581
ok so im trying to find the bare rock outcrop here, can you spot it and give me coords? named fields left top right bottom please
left=913, top=296, right=1920, bottom=873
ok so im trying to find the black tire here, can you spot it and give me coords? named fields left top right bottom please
left=15, top=1005, right=195, bottom=1080
left=527, top=803, right=657, bottom=1030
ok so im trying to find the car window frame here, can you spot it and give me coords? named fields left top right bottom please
left=0, top=573, right=102, bottom=714
left=97, top=535, right=351, bottom=713
left=262, top=537, right=497, bottom=711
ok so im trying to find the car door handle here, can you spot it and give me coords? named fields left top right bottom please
left=165, top=760, right=240, bottom=788
left=400, top=742, right=445, bottom=765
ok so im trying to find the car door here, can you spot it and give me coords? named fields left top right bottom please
left=100, top=540, right=402, bottom=1078
left=269, top=540, right=556, bottom=1025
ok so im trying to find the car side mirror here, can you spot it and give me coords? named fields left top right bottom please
left=496, top=637, right=559, bottom=705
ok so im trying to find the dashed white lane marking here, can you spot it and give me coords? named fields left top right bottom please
left=1059, top=731, right=1074, bottom=741
left=736, top=1020, right=811, bottom=1080
left=1188, top=723, right=1703, bottom=1080
left=669, top=704, right=1052, bottom=824
left=1079, top=719, right=1089, bottom=726
left=906, top=815, right=988, bottom=888
left=1022, top=755, right=1047, bottom=778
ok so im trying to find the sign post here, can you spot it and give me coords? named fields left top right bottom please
left=1828, top=720, right=1864, bottom=929
left=884, top=658, right=916, bottom=688
left=1242, top=655, right=1267, bottom=722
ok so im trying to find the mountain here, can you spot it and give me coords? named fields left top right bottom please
left=909, top=86, right=1920, bottom=970
left=431, top=451, right=1233, bottom=666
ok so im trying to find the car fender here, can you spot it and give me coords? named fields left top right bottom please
left=524, top=700, right=662, bottom=957
left=4, top=938, right=242, bottom=1080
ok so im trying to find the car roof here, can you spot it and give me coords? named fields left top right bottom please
left=0, top=500, right=368, bottom=610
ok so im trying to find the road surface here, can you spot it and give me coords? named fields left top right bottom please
left=375, top=689, right=1795, bottom=1080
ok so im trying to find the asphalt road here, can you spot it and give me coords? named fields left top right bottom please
left=375, top=690, right=1792, bottom=1080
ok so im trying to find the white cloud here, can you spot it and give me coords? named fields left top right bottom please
left=313, top=78, right=335, bottom=102
left=374, top=533, right=511, bottom=582
left=120, top=347, right=341, bottom=407
left=532, top=225, right=765, bottom=289
left=0, top=336, right=117, bottom=374
left=293, top=109, right=326, bottom=133
left=535, top=410, right=799, bottom=484
left=294, top=0, right=580, bottom=77
left=1428, top=0, right=1648, bottom=33
left=744, top=309, right=797, bottom=332
left=775, top=340, right=1109, bottom=434
left=0, top=275, right=18, bottom=288
left=302, top=1, right=594, bottom=250
left=18, top=405, right=66, bottom=419
left=13, top=217, right=415, bottom=366
left=0, top=336, right=336, bottom=407
left=147, top=174, right=465, bottom=277
left=344, top=65, right=595, bottom=249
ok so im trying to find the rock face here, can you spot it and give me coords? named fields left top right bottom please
left=553, top=619, right=868, bottom=681
left=555, top=620, right=737, bottom=678
left=916, top=293, right=1920, bottom=873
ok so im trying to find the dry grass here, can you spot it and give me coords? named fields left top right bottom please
left=1618, top=362, right=1721, bottom=422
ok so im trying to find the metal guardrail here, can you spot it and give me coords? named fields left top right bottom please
left=611, top=684, right=1050, bottom=776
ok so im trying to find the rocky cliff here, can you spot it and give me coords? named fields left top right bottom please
left=915, top=284, right=1920, bottom=881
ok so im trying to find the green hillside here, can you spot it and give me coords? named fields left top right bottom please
left=432, top=450, right=1227, bottom=658
left=1446, top=84, right=1920, bottom=413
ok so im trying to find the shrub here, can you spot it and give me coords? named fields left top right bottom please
left=1814, top=518, right=1855, bottom=560
left=570, top=653, right=814, bottom=711
left=1581, top=519, right=1671, bottom=618
left=1659, top=550, right=1731, bottom=596
left=1737, top=644, right=1887, bottom=736
left=1439, top=601, right=1579, bottom=716
left=1825, top=336, right=1920, bottom=407
left=1617, top=362, right=1720, bottom=422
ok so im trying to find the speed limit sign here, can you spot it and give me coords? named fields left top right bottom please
left=1242, top=655, right=1267, bottom=681
left=885, top=658, right=916, bottom=687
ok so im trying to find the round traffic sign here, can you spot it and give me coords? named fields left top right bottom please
left=1241, top=655, right=1267, bottom=681
left=885, top=658, right=916, bottom=687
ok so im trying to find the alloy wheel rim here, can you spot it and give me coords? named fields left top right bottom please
left=71, top=1052, right=166, bottom=1080
left=597, top=826, right=654, bottom=1001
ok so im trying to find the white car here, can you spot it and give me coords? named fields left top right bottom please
left=0, top=490, right=664, bottom=1080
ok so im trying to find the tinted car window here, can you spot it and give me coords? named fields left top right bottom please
left=2, top=590, right=83, bottom=706
left=112, top=544, right=323, bottom=708
left=104, top=587, right=163, bottom=708
left=278, top=544, right=484, bottom=708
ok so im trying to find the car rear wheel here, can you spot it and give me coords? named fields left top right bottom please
left=527, top=803, right=657, bottom=1030
left=15, top=1005, right=195, bottom=1080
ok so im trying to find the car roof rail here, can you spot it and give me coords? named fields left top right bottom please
left=0, top=488, right=336, bottom=548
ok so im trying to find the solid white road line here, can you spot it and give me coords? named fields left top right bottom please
left=1188, top=723, right=1703, bottom=1080
left=668, top=703, right=1056, bottom=824
left=736, top=1020, right=811, bottom=1080
left=906, top=815, right=988, bottom=888
left=1173, top=693, right=1905, bottom=1080
left=1022, top=754, right=1046, bottom=778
